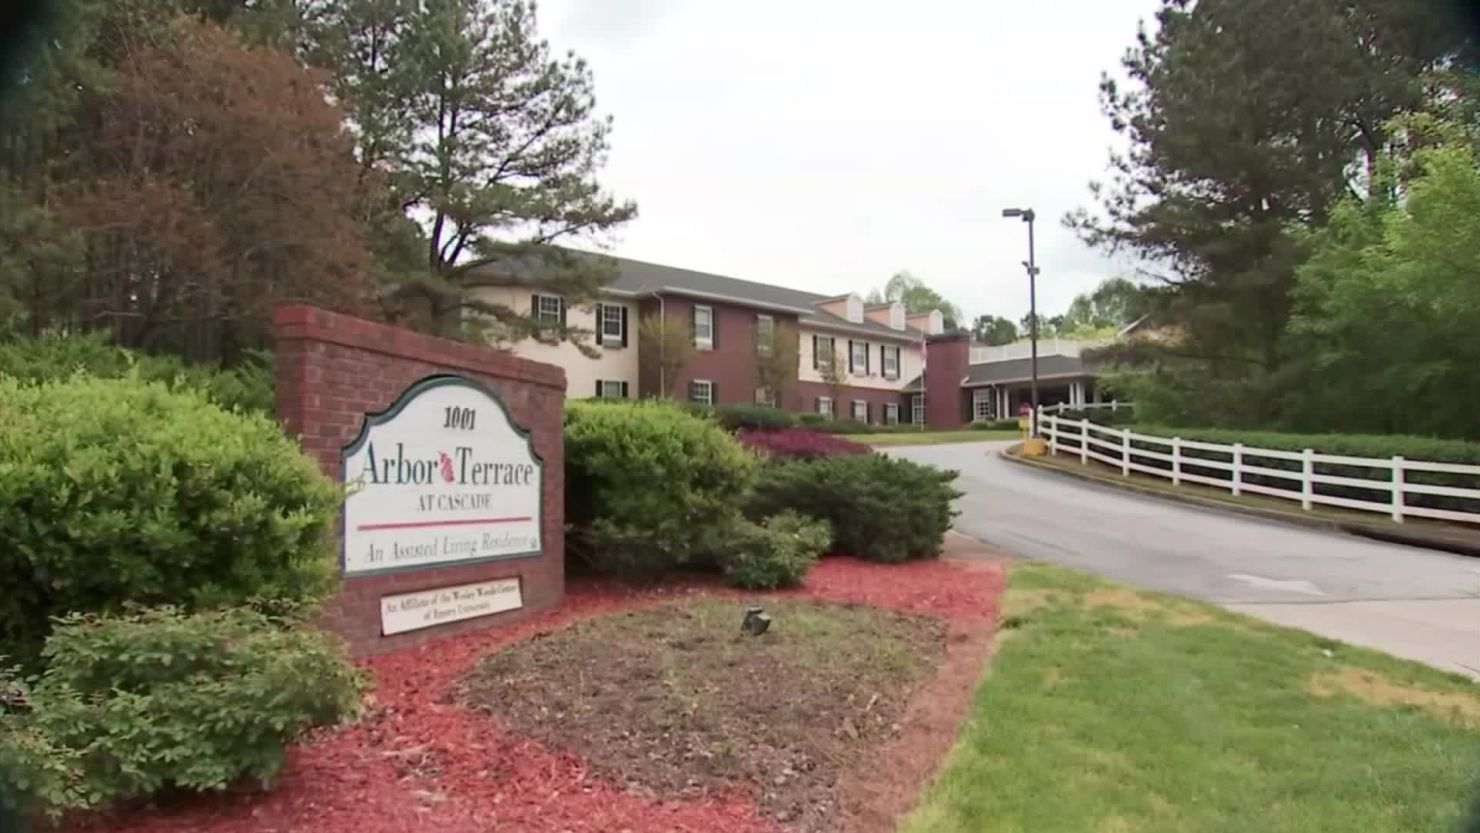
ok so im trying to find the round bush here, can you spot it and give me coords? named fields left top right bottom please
left=715, top=404, right=797, bottom=432
left=720, top=510, right=832, bottom=590
left=747, top=454, right=961, bottom=563
left=565, top=400, right=758, bottom=577
left=0, top=376, right=338, bottom=651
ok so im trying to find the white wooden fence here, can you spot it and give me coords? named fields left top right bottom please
left=1038, top=413, right=1480, bottom=526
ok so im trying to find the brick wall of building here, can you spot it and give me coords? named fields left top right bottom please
left=790, top=381, right=910, bottom=423
left=274, top=303, right=567, bottom=656
left=924, top=333, right=971, bottom=429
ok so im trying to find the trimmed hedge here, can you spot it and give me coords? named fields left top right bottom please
left=715, top=404, right=797, bottom=431
left=748, top=455, right=961, bottom=563
left=802, top=420, right=922, bottom=435
left=0, top=376, right=339, bottom=654
left=564, top=400, right=758, bottom=577
left=0, top=606, right=363, bottom=816
left=0, top=330, right=274, bottom=414
left=719, top=510, right=832, bottom=589
left=737, top=427, right=871, bottom=459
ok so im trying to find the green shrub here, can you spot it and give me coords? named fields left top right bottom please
left=0, top=330, right=274, bottom=413
left=798, top=413, right=828, bottom=426
left=719, top=510, right=832, bottom=590
left=714, top=403, right=797, bottom=432
left=0, top=606, right=363, bottom=815
left=0, top=376, right=338, bottom=652
left=565, top=400, right=759, bottom=577
left=805, top=420, right=920, bottom=435
left=748, top=455, right=961, bottom=563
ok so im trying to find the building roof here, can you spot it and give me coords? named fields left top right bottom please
left=962, top=354, right=1092, bottom=386
left=603, top=256, right=923, bottom=342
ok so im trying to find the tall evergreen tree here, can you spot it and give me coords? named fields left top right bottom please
left=303, top=0, right=636, bottom=344
left=1070, top=0, right=1469, bottom=423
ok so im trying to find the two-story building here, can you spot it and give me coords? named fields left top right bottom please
left=471, top=255, right=1107, bottom=428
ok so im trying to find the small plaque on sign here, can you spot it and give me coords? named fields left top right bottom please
left=380, top=577, right=523, bottom=636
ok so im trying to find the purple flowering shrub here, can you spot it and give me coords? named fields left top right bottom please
left=737, top=427, right=872, bottom=460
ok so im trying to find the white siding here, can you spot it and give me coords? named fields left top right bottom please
left=474, top=287, right=639, bottom=399
left=798, top=327, right=922, bottom=391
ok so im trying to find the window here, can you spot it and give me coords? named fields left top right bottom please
left=885, top=403, right=900, bottom=425
left=600, top=303, right=625, bottom=346
left=756, top=315, right=774, bottom=354
left=812, top=335, right=836, bottom=370
left=850, top=340, right=869, bottom=375
left=816, top=396, right=833, bottom=418
left=852, top=400, right=868, bottom=422
left=755, top=387, right=777, bottom=407
left=689, top=379, right=714, bottom=406
left=972, top=389, right=995, bottom=422
left=597, top=380, right=628, bottom=399
left=912, top=395, right=924, bottom=425
left=883, top=345, right=899, bottom=380
left=694, top=305, right=714, bottom=349
left=534, top=294, right=562, bottom=324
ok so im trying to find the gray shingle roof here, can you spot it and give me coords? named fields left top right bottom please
left=606, top=256, right=921, bottom=342
left=963, top=354, right=1092, bottom=386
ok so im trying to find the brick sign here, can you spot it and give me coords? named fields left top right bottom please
left=342, top=375, right=543, bottom=576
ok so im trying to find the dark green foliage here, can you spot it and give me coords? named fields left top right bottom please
left=0, top=606, right=364, bottom=815
left=719, top=511, right=831, bottom=590
left=1071, top=0, right=1471, bottom=426
left=804, top=420, right=914, bottom=435
left=973, top=419, right=1023, bottom=431
left=0, top=330, right=274, bottom=413
left=714, top=403, right=797, bottom=432
left=971, top=314, right=1019, bottom=345
left=564, top=400, right=758, bottom=578
left=798, top=413, right=828, bottom=426
left=0, top=376, right=338, bottom=653
left=748, top=455, right=961, bottom=563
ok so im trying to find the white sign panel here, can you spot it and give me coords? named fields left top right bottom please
left=380, top=578, right=523, bottom=635
left=342, top=376, right=542, bottom=576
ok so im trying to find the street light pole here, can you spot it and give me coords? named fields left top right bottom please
left=1002, top=207, right=1040, bottom=435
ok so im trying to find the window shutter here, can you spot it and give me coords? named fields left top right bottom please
left=689, top=380, right=698, bottom=402
left=595, top=380, right=603, bottom=397
left=865, top=344, right=871, bottom=375
left=812, top=335, right=819, bottom=369
left=620, top=306, right=629, bottom=347
left=710, top=309, right=718, bottom=349
left=559, top=297, right=567, bottom=328
left=710, top=382, right=718, bottom=404
left=880, top=345, right=886, bottom=377
left=848, top=340, right=856, bottom=373
left=620, top=381, right=629, bottom=398
left=531, top=293, right=541, bottom=322
left=691, top=306, right=700, bottom=346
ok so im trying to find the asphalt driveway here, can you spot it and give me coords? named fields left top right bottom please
left=889, top=441, right=1480, bottom=679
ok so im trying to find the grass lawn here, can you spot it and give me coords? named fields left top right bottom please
left=857, top=429, right=1020, bottom=446
left=903, top=562, right=1480, bottom=833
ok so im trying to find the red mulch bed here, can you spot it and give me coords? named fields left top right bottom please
left=59, top=557, right=1004, bottom=833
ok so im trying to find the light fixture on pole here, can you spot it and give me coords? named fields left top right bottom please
left=1001, top=208, right=1039, bottom=436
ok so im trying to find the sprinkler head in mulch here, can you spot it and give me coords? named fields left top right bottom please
left=741, top=606, right=771, bottom=636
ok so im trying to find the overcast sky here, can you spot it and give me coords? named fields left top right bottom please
left=539, top=0, right=1161, bottom=322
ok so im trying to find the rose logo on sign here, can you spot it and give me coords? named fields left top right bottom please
left=340, top=375, right=543, bottom=577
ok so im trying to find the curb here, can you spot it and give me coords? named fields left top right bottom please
left=999, top=445, right=1480, bottom=559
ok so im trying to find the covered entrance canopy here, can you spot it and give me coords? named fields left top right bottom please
left=961, top=354, right=1097, bottom=421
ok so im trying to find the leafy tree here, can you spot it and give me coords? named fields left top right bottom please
left=1069, top=0, right=1470, bottom=424
left=819, top=343, right=848, bottom=412
left=878, top=271, right=963, bottom=324
left=303, top=0, right=636, bottom=342
left=1283, top=118, right=1480, bottom=438
left=1019, top=312, right=1065, bottom=339
left=971, top=314, right=1018, bottom=345
left=637, top=312, right=693, bottom=398
left=54, top=18, right=375, bottom=361
left=754, top=318, right=799, bottom=406
left=1060, top=277, right=1144, bottom=335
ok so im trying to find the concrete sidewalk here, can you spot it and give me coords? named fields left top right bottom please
left=1227, top=598, right=1480, bottom=679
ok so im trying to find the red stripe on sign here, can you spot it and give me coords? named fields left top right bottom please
left=356, top=516, right=532, bottom=531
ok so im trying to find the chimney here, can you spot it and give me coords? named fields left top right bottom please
left=923, top=332, right=970, bottom=429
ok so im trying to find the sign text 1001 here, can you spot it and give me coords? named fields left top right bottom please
left=444, top=406, right=477, bottom=430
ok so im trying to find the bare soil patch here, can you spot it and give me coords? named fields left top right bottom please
left=460, top=597, right=946, bottom=832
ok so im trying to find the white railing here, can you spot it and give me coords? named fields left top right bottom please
left=1038, top=400, right=1130, bottom=417
left=969, top=337, right=1109, bottom=365
left=1038, top=413, right=1480, bottom=526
